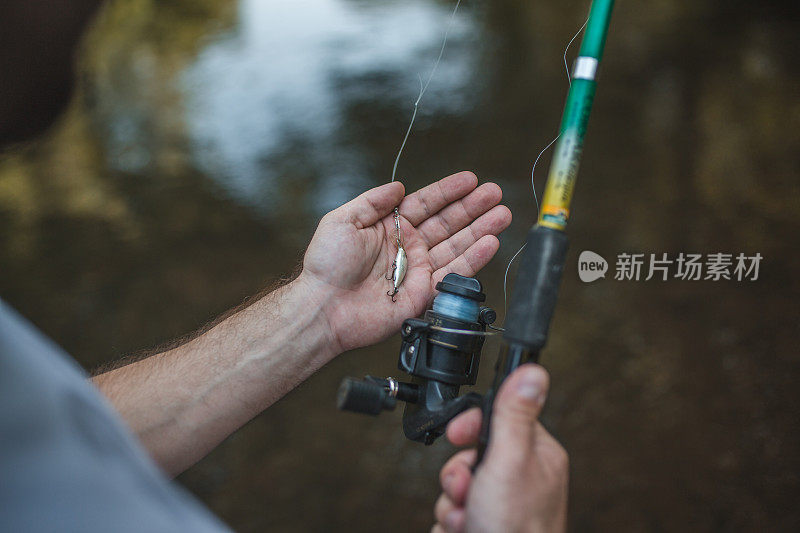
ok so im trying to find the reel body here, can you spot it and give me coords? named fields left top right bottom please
left=337, top=273, right=495, bottom=444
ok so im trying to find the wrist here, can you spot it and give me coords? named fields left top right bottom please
left=290, top=271, right=343, bottom=360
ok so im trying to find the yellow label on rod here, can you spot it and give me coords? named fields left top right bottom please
left=538, top=130, right=582, bottom=231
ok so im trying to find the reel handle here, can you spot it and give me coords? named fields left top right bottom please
left=337, top=376, right=419, bottom=416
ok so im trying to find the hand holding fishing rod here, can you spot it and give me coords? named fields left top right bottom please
left=433, top=365, right=568, bottom=533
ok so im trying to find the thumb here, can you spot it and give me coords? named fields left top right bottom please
left=338, top=181, right=405, bottom=228
left=485, top=364, right=550, bottom=471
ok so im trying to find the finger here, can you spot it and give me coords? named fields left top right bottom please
left=434, top=495, right=467, bottom=533
left=432, top=235, right=499, bottom=286
left=434, top=494, right=458, bottom=526
left=534, top=423, right=570, bottom=477
left=338, top=181, right=405, bottom=228
left=444, top=509, right=466, bottom=533
left=484, top=364, right=550, bottom=471
left=446, top=408, right=482, bottom=447
left=429, top=205, right=512, bottom=270
left=440, top=449, right=477, bottom=506
left=399, top=171, right=478, bottom=226
left=415, top=182, right=503, bottom=248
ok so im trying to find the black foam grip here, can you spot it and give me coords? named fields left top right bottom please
left=503, top=225, right=569, bottom=350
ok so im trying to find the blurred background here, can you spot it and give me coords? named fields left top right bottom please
left=1, top=0, right=798, bottom=531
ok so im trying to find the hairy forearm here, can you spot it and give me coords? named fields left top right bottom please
left=92, top=274, right=338, bottom=476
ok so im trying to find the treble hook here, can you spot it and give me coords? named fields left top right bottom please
left=387, top=288, right=399, bottom=302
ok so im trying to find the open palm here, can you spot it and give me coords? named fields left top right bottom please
left=302, top=172, right=511, bottom=352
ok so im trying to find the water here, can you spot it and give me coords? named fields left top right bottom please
left=1, top=0, right=798, bottom=531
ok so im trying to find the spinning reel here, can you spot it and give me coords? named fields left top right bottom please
left=337, top=273, right=496, bottom=444
left=337, top=224, right=570, bottom=456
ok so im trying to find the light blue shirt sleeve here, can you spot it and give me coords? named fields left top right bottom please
left=0, top=299, right=231, bottom=532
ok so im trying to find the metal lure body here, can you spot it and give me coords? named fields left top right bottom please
left=393, top=246, right=408, bottom=289
left=386, top=207, right=407, bottom=302
left=388, top=246, right=407, bottom=302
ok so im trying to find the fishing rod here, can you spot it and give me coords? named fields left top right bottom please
left=337, top=0, right=616, bottom=456
left=477, top=0, right=615, bottom=462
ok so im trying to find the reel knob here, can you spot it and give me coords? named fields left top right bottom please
left=336, top=377, right=395, bottom=416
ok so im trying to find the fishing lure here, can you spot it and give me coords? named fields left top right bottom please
left=386, top=208, right=407, bottom=302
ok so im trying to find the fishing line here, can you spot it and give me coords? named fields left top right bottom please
left=499, top=12, right=590, bottom=324
left=430, top=325, right=499, bottom=337
left=391, top=0, right=463, bottom=183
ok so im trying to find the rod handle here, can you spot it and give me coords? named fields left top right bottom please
left=503, top=225, right=569, bottom=351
